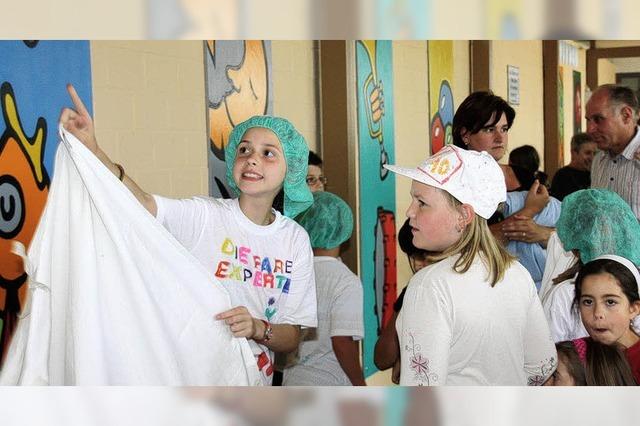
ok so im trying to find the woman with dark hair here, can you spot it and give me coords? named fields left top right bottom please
left=452, top=92, right=556, bottom=286
left=452, top=91, right=515, bottom=161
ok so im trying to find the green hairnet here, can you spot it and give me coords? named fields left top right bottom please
left=296, top=191, right=354, bottom=249
left=225, top=115, right=313, bottom=218
left=556, top=189, right=640, bottom=265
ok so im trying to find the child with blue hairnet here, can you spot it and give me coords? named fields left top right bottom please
left=283, top=191, right=365, bottom=386
left=60, top=85, right=317, bottom=385
left=541, top=189, right=640, bottom=345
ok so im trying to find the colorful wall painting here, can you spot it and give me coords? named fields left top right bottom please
left=205, top=40, right=273, bottom=198
left=428, top=41, right=455, bottom=155
left=573, top=70, right=582, bottom=135
left=356, top=40, right=397, bottom=378
left=0, top=41, right=92, bottom=359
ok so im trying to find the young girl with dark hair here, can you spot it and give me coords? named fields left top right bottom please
left=573, top=256, right=640, bottom=384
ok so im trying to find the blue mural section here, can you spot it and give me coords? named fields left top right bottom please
left=0, top=40, right=92, bottom=359
left=0, top=41, right=93, bottom=175
left=356, top=40, right=397, bottom=378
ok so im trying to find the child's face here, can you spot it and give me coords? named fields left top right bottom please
left=232, top=127, right=287, bottom=200
left=406, top=181, right=461, bottom=252
left=579, top=272, right=640, bottom=348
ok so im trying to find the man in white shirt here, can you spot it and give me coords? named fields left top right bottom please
left=587, top=84, right=640, bottom=220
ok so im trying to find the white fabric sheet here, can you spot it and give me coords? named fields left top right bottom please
left=0, top=126, right=261, bottom=385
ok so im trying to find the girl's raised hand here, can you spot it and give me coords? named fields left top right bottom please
left=59, top=83, right=99, bottom=154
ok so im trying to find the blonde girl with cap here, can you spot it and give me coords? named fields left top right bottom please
left=60, top=85, right=317, bottom=385
left=385, top=145, right=556, bottom=385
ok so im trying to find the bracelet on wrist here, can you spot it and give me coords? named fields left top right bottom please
left=259, top=319, right=273, bottom=342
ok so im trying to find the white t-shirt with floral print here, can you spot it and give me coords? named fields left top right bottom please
left=397, top=254, right=556, bottom=385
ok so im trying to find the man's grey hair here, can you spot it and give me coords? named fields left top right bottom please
left=598, top=84, right=640, bottom=120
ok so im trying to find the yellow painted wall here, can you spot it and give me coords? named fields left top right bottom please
left=91, top=41, right=208, bottom=199
left=453, top=41, right=471, bottom=109
left=272, top=41, right=319, bottom=152
left=598, top=58, right=618, bottom=85
left=91, top=41, right=318, bottom=199
left=490, top=41, right=544, bottom=165
left=560, top=44, right=588, bottom=167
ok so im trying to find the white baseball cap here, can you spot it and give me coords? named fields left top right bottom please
left=384, top=145, right=506, bottom=219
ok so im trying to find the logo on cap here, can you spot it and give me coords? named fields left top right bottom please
left=417, top=146, right=463, bottom=185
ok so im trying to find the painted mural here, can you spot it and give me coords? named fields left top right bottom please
left=205, top=40, right=273, bottom=198
left=428, top=41, right=455, bottom=155
left=0, top=41, right=92, bottom=360
left=573, top=70, right=582, bottom=135
left=558, top=66, right=565, bottom=165
left=356, top=40, right=397, bottom=378
left=376, top=0, right=430, bottom=38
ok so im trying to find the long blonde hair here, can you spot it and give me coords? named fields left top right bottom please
left=427, top=191, right=516, bottom=286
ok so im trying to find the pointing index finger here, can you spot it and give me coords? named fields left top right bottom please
left=66, top=83, right=90, bottom=117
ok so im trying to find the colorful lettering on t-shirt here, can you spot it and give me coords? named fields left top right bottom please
left=265, top=297, right=277, bottom=320
left=214, top=238, right=294, bottom=293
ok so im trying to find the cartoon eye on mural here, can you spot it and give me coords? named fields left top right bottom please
left=0, top=40, right=92, bottom=360
left=0, top=83, right=49, bottom=360
left=358, top=40, right=389, bottom=180
left=356, top=40, right=397, bottom=378
left=428, top=41, right=455, bottom=155
left=205, top=40, right=273, bottom=198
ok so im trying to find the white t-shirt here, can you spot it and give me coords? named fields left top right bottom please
left=154, top=196, right=317, bottom=385
left=538, top=231, right=576, bottom=302
left=397, top=255, right=557, bottom=385
left=543, top=279, right=588, bottom=342
left=1, top=128, right=260, bottom=385
left=283, top=256, right=364, bottom=386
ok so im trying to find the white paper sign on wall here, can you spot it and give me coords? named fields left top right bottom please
left=507, top=65, right=520, bottom=106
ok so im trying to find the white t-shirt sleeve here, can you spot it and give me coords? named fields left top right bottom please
left=547, top=283, right=588, bottom=342
left=153, top=195, right=209, bottom=252
left=276, top=228, right=318, bottom=328
left=398, top=278, right=451, bottom=386
left=522, top=285, right=558, bottom=385
left=329, top=273, right=364, bottom=340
